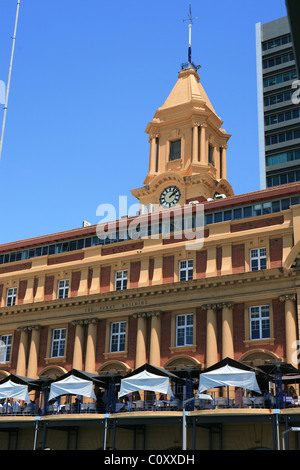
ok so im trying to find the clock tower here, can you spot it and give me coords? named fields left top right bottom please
left=131, top=8, right=234, bottom=212
left=131, top=64, right=234, bottom=212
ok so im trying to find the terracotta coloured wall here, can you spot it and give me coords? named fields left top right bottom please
left=163, top=256, right=174, bottom=284
left=270, top=238, right=283, bottom=268
left=232, top=245, right=245, bottom=274
left=196, top=251, right=207, bottom=278
left=44, top=276, right=54, bottom=301
left=100, top=266, right=111, bottom=293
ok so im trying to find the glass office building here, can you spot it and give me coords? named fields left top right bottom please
left=256, top=16, right=300, bottom=189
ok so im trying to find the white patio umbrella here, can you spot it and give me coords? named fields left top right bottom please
left=198, top=364, right=261, bottom=394
left=118, top=370, right=174, bottom=398
left=49, top=374, right=97, bottom=401
left=0, top=380, right=30, bottom=401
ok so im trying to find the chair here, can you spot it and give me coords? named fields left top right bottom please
left=134, top=400, right=144, bottom=411
left=80, top=403, right=89, bottom=413
left=155, top=400, right=165, bottom=411
left=169, top=399, right=181, bottom=411
left=46, top=405, right=56, bottom=415
left=63, top=404, right=71, bottom=413
left=87, top=403, right=97, bottom=413
left=215, top=397, right=227, bottom=408
left=253, top=396, right=265, bottom=408
left=242, top=397, right=253, bottom=408
left=194, top=398, right=201, bottom=410
left=12, top=404, right=22, bottom=414
left=202, top=402, right=213, bottom=410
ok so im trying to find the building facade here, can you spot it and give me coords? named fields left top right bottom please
left=256, top=16, right=300, bottom=190
left=0, top=62, right=300, bottom=450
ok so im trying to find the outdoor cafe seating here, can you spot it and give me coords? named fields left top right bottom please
left=0, top=358, right=299, bottom=416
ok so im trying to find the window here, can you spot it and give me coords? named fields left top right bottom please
left=6, top=288, right=17, bottom=306
left=267, top=170, right=300, bottom=187
left=250, top=306, right=270, bottom=340
left=110, top=321, right=126, bottom=353
left=262, top=34, right=291, bottom=51
left=250, top=248, right=266, bottom=271
left=176, top=314, right=193, bottom=346
left=179, top=260, right=193, bottom=281
left=57, top=279, right=69, bottom=299
left=169, top=140, right=181, bottom=161
left=208, top=144, right=213, bottom=164
left=0, top=334, right=12, bottom=363
left=264, top=70, right=297, bottom=88
left=264, top=90, right=292, bottom=107
left=265, top=128, right=300, bottom=146
left=51, top=328, right=66, bottom=357
left=115, top=270, right=128, bottom=290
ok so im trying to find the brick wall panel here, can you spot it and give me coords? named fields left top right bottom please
left=163, top=256, right=174, bottom=284
left=270, top=238, right=283, bottom=268
left=17, top=280, right=27, bottom=305
left=100, top=266, right=111, bottom=292
left=130, top=261, right=141, bottom=288
left=232, top=244, right=245, bottom=274
left=196, top=251, right=207, bottom=278
left=44, top=276, right=54, bottom=301
left=71, top=271, right=81, bottom=297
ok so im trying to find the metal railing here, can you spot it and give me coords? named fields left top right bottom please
left=1, top=391, right=299, bottom=417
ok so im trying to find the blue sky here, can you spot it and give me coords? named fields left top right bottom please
left=0, top=0, right=288, bottom=245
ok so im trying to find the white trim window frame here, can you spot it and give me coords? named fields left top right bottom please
left=179, top=259, right=193, bottom=281
left=115, top=270, right=128, bottom=291
left=51, top=328, right=66, bottom=358
left=110, top=321, right=126, bottom=353
left=0, top=334, right=12, bottom=363
left=250, top=305, right=270, bottom=340
left=57, top=279, right=69, bottom=299
left=176, top=313, right=194, bottom=346
left=6, top=287, right=17, bottom=306
left=250, top=248, right=267, bottom=271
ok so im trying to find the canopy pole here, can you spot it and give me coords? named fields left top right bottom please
left=33, top=417, right=40, bottom=450
left=103, top=413, right=109, bottom=450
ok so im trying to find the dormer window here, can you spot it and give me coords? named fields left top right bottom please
left=169, top=139, right=181, bottom=161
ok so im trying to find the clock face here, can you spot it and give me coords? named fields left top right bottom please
left=160, top=186, right=181, bottom=208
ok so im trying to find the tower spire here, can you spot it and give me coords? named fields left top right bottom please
left=182, top=3, right=200, bottom=71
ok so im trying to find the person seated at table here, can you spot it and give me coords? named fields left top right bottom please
left=13, top=400, right=22, bottom=412
left=3, top=399, right=12, bottom=411
left=264, top=390, right=275, bottom=408
left=288, top=386, right=298, bottom=399
left=96, top=390, right=105, bottom=413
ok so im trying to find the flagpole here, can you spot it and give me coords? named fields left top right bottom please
left=0, top=0, right=21, bottom=164
left=183, top=3, right=198, bottom=67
